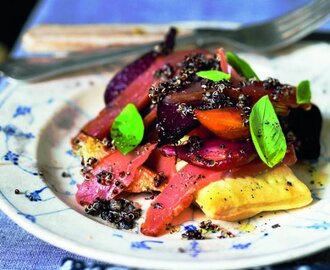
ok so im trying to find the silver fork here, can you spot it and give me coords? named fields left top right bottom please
left=195, top=0, right=330, bottom=52
left=0, top=0, right=329, bottom=81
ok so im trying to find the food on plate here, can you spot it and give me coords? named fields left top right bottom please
left=71, top=28, right=322, bottom=237
left=195, top=165, right=312, bottom=221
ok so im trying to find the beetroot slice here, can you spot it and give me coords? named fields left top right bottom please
left=104, top=52, right=156, bottom=104
left=285, top=104, right=322, bottom=159
left=156, top=83, right=205, bottom=145
left=104, top=28, right=177, bottom=104
left=157, top=102, right=199, bottom=145
left=160, top=137, right=257, bottom=170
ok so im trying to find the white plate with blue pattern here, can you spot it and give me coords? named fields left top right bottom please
left=1, top=43, right=330, bottom=270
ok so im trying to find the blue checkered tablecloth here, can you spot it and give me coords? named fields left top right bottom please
left=1, top=0, right=330, bottom=269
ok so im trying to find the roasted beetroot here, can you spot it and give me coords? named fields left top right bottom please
left=161, top=137, right=257, bottom=170
left=104, top=28, right=177, bottom=104
left=284, top=104, right=322, bottom=159
left=156, top=83, right=207, bottom=145
left=104, top=52, right=157, bottom=104
left=157, top=101, right=198, bottom=145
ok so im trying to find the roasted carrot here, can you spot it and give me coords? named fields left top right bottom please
left=194, top=108, right=250, bottom=140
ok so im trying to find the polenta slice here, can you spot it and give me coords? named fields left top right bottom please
left=72, top=133, right=109, bottom=161
left=195, top=165, right=312, bottom=221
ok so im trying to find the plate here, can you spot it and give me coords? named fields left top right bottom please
left=1, top=42, right=330, bottom=270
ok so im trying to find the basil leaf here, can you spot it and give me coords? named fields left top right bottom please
left=111, top=103, right=144, bottom=155
left=226, top=51, right=259, bottom=80
left=249, top=95, right=287, bottom=167
left=196, top=70, right=231, bottom=82
left=296, top=80, right=311, bottom=104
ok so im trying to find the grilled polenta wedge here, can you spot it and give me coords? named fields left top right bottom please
left=195, top=165, right=312, bottom=221
left=72, top=132, right=110, bottom=161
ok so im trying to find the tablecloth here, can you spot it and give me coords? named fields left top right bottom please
left=1, top=0, right=330, bottom=269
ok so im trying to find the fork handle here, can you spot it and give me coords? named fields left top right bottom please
left=194, top=28, right=239, bottom=46
left=1, top=43, right=157, bottom=81
left=0, top=34, right=198, bottom=81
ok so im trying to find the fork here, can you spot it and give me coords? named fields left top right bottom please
left=0, top=0, right=329, bottom=81
left=195, top=0, right=330, bottom=52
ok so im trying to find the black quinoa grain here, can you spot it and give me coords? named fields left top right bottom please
left=85, top=198, right=141, bottom=230
left=61, top=171, right=71, bottom=178
left=182, top=229, right=204, bottom=240
left=200, top=220, right=220, bottom=232
left=152, top=202, right=163, bottom=209
left=218, top=230, right=235, bottom=239
left=96, top=170, right=114, bottom=185
left=148, top=53, right=220, bottom=104
left=187, top=136, right=203, bottom=152
left=272, top=224, right=281, bottom=229
left=154, top=63, right=174, bottom=80
left=86, top=157, right=98, bottom=167
left=153, top=172, right=167, bottom=188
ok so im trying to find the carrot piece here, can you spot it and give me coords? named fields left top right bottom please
left=194, top=108, right=249, bottom=140
left=187, top=125, right=213, bottom=139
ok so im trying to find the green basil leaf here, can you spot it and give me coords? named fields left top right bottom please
left=111, top=103, right=144, bottom=155
left=196, top=70, right=231, bottom=82
left=226, top=51, right=259, bottom=80
left=249, top=95, right=287, bottom=167
left=296, top=80, right=311, bottom=104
